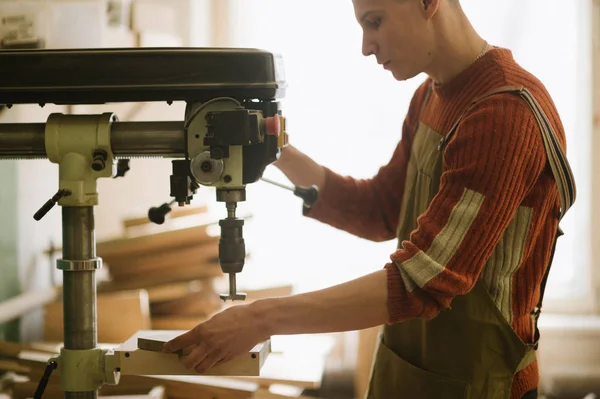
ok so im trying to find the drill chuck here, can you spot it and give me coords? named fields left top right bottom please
left=218, top=218, right=245, bottom=273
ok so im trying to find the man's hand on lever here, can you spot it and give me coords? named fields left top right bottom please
left=273, top=144, right=326, bottom=190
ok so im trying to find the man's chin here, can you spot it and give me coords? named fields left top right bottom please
left=390, top=67, right=419, bottom=82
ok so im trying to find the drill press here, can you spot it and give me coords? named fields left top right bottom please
left=0, top=47, right=287, bottom=398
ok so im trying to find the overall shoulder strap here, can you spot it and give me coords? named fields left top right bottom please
left=446, top=84, right=576, bottom=218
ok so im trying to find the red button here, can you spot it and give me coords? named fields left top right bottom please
left=265, top=116, right=281, bottom=137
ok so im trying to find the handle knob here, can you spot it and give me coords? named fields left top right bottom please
left=34, top=189, right=71, bottom=221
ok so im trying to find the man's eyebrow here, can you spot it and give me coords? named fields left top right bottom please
left=359, top=10, right=381, bottom=23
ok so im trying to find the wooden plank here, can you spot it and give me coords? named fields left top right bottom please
left=107, top=239, right=219, bottom=279
left=137, top=335, right=171, bottom=353
left=148, top=376, right=256, bottom=399
left=227, top=352, right=326, bottom=391
left=0, top=341, right=58, bottom=358
left=98, top=263, right=223, bottom=292
left=116, top=330, right=270, bottom=377
left=224, top=334, right=335, bottom=391
left=150, top=316, right=208, bottom=331
left=0, top=341, right=28, bottom=358
left=0, top=359, right=30, bottom=374
left=44, top=290, right=151, bottom=343
left=97, top=224, right=214, bottom=260
left=150, top=290, right=222, bottom=316
left=144, top=281, right=209, bottom=303
left=0, top=287, right=60, bottom=324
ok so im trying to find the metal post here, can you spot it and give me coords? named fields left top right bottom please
left=62, top=206, right=97, bottom=399
left=0, top=121, right=185, bottom=159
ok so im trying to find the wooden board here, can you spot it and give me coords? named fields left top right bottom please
left=150, top=290, right=222, bottom=317
left=150, top=316, right=208, bottom=331
left=97, top=263, right=223, bottom=292
left=97, top=225, right=213, bottom=260
left=223, top=334, right=335, bottom=390
left=117, top=330, right=270, bottom=377
left=44, top=290, right=151, bottom=343
left=137, top=334, right=173, bottom=353
left=143, top=280, right=212, bottom=303
left=0, top=287, right=60, bottom=324
left=107, top=239, right=219, bottom=280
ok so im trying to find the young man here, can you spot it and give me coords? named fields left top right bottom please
left=162, top=0, right=576, bottom=398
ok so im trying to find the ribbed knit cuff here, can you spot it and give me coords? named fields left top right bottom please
left=384, top=262, right=406, bottom=324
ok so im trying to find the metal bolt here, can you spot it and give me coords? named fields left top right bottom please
left=201, top=161, right=213, bottom=173
left=92, top=149, right=108, bottom=171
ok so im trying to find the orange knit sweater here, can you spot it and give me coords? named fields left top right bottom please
left=305, top=48, right=565, bottom=399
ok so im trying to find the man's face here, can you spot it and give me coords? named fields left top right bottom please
left=352, top=0, right=433, bottom=81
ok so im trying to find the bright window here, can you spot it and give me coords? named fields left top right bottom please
left=218, top=0, right=593, bottom=311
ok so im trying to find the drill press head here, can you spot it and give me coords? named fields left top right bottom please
left=175, top=97, right=286, bottom=301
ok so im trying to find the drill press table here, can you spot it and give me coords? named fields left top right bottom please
left=0, top=47, right=286, bottom=105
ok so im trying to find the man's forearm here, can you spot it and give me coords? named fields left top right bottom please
left=253, top=269, right=389, bottom=336
left=274, top=145, right=326, bottom=189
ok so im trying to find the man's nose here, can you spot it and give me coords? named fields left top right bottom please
left=362, top=36, right=377, bottom=57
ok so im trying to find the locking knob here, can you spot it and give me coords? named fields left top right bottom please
left=91, top=149, right=108, bottom=171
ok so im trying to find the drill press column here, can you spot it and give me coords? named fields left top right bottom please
left=62, top=207, right=97, bottom=399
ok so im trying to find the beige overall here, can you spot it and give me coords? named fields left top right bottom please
left=366, top=85, right=576, bottom=399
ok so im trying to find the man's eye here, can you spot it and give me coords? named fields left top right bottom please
left=366, top=18, right=382, bottom=28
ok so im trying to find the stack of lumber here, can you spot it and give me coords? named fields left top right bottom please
left=95, top=218, right=225, bottom=332
left=43, top=207, right=227, bottom=340
left=97, top=224, right=222, bottom=289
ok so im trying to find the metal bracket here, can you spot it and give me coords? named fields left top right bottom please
left=53, top=348, right=119, bottom=392
left=45, top=112, right=117, bottom=207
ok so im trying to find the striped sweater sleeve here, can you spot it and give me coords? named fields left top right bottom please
left=302, top=83, right=429, bottom=242
left=385, top=94, right=547, bottom=323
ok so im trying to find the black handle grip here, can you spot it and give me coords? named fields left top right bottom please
left=293, top=185, right=318, bottom=208
left=33, top=360, right=57, bottom=399
left=33, top=189, right=71, bottom=221
left=148, top=200, right=175, bottom=225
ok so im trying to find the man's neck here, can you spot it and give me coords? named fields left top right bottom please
left=424, top=8, right=487, bottom=86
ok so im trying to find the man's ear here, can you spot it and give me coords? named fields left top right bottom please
left=422, top=0, right=440, bottom=19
